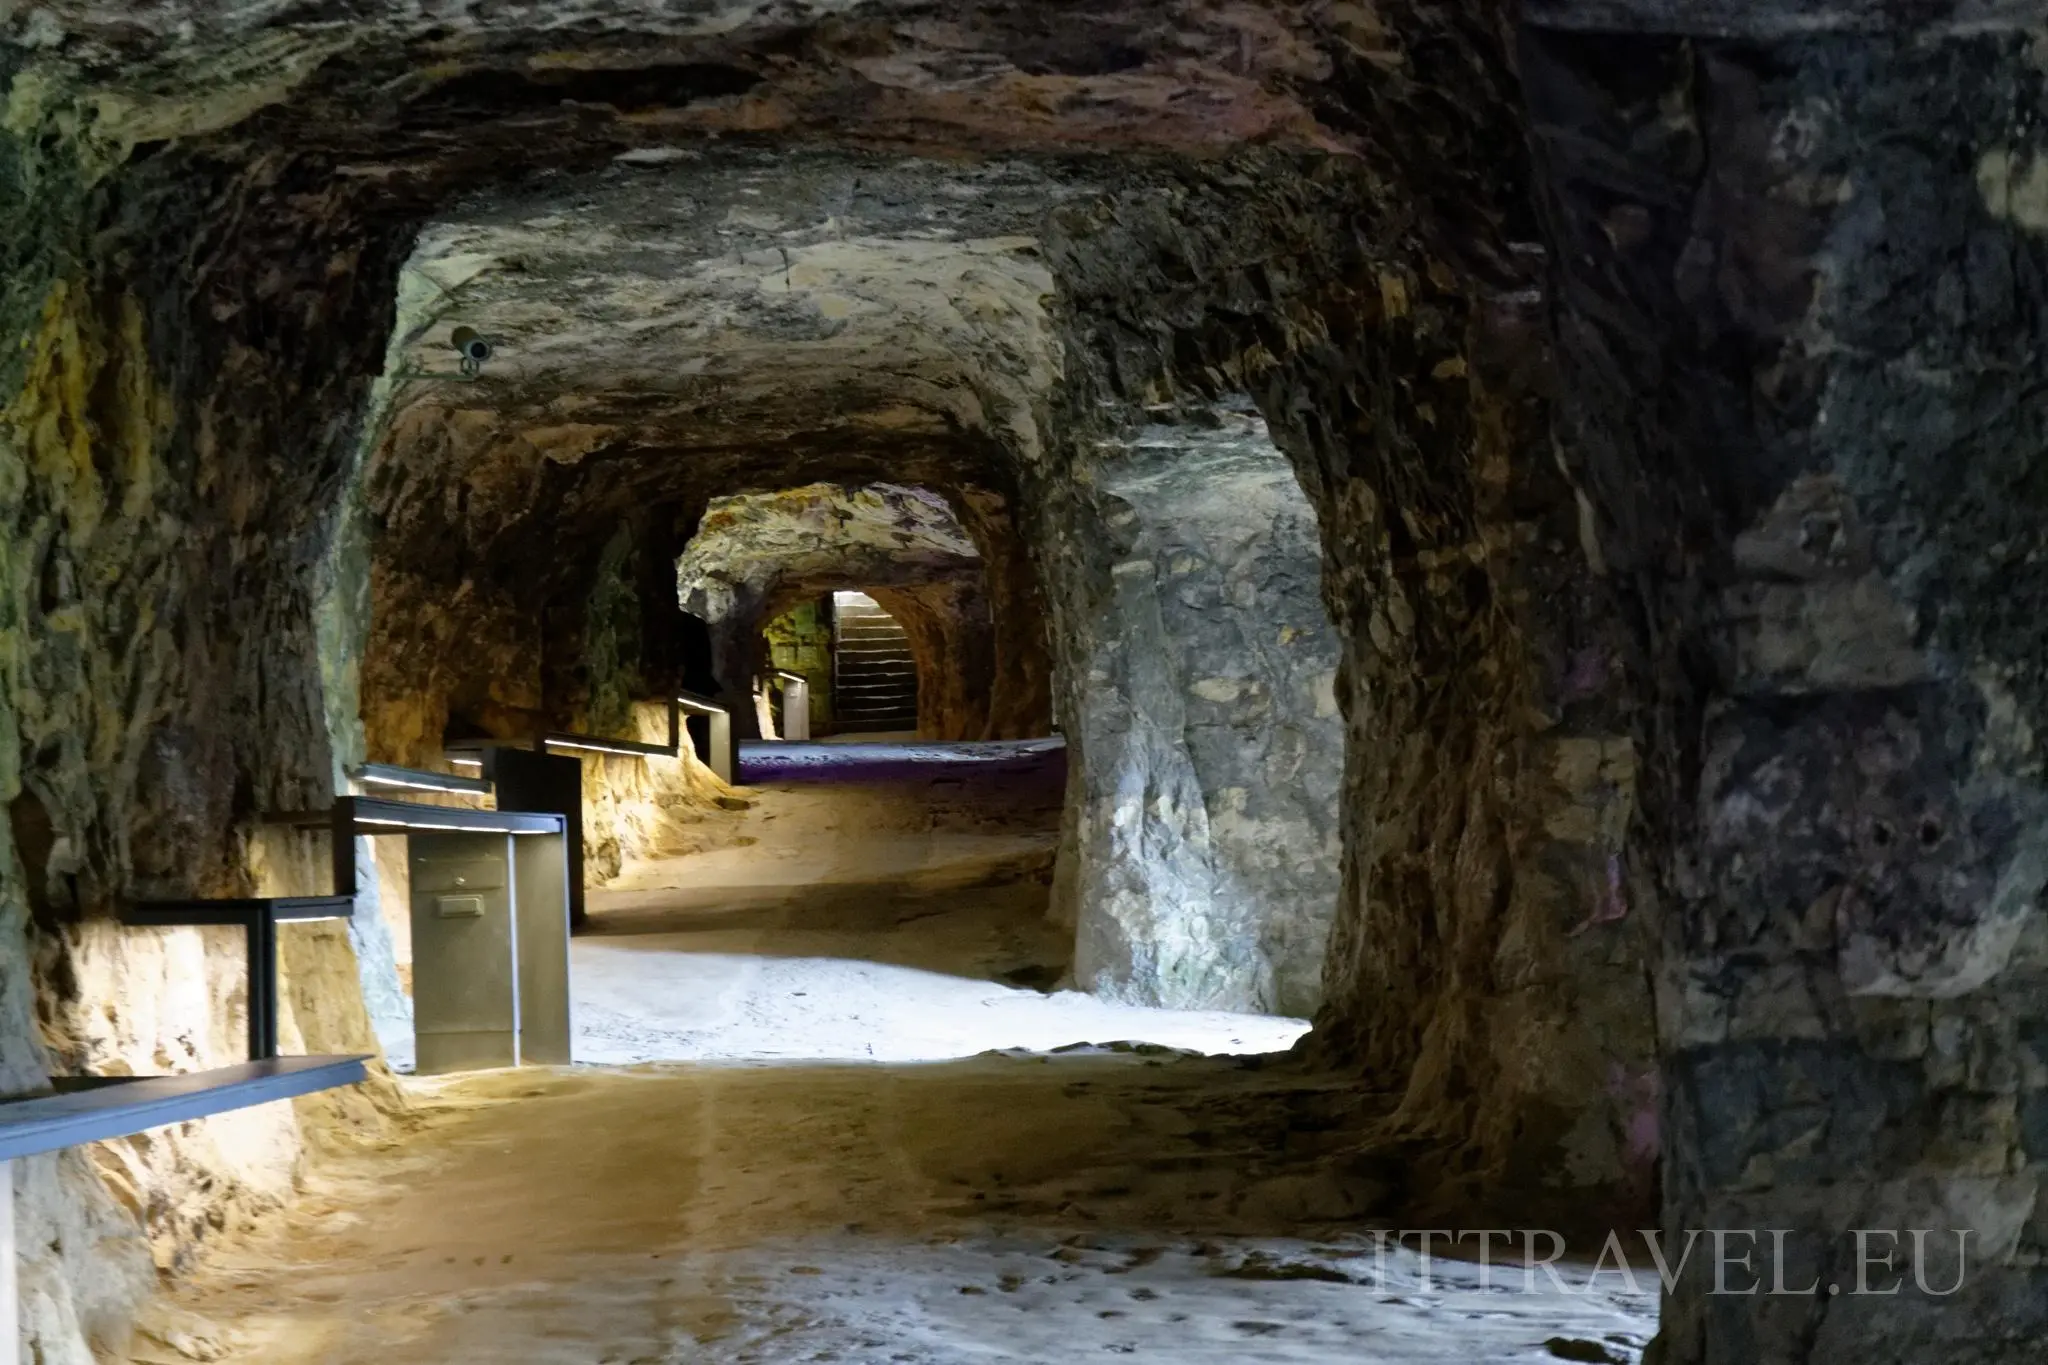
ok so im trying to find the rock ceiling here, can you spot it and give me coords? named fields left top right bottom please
left=385, top=154, right=1077, bottom=453
left=677, top=481, right=982, bottom=623
left=13, top=1, right=1353, bottom=161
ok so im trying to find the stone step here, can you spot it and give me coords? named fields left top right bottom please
left=832, top=603, right=916, bottom=726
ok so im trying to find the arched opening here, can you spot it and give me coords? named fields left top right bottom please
left=7, top=10, right=2040, bottom=1363
left=827, top=589, right=918, bottom=736
left=550, top=465, right=1326, bottom=1067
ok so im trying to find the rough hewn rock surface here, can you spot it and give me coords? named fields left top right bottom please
left=1040, top=407, right=1342, bottom=1018
left=676, top=482, right=1019, bottom=740
left=0, top=6, right=1622, bottom=1347
left=1523, top=15, right=2048, bottom=1361
left=356, top=156, right=1068, bottom=751
left=6, top=1, right=2042, bottom=1360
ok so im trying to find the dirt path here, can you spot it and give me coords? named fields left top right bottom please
left=134, top=1057, right=1656, bottom=1364
left=131, top=744, right=1656, bottom=1362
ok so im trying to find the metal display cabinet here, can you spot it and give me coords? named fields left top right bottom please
left=354, top=801, right=570, bottom=1076
left=772, top=670, right=812, bottom=741
left=674, top=691, right=735, bottom=781
left=483, top=747, right=588, bottom=931
left=404, top=823, right=572, bottom=1073
left=276, top=796, right=574, bottom=1077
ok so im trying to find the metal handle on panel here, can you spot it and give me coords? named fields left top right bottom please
left=435, top=895, right=486, bottom=919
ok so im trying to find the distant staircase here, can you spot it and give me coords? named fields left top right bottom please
left=832, top=592, right=918, bottom=733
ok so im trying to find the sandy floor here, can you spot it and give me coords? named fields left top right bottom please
left=136, top=1058, right=1655, bottom=1364
left=571, top=739, right=1307, bottom=1065
left=132, top=741, right=1657, bottom=1363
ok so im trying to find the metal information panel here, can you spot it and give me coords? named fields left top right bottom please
left=407, top=824, right=573, bottom=1075
left=487, top=748, right=587, bottom=930
left=409, top=832, right=520, bottom=1074
left=512, top=829, right=572, bottom=1065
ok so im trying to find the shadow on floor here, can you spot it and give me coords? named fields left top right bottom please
left=140, top=1053, right=1657, bottom=1365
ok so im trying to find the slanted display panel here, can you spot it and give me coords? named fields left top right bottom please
left=512, top=831, right=572, bottom=1066
left=487, top=748, right=587, bottom=929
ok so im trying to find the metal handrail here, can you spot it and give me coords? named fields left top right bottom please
left=443, top=692, right=732, bottom=766
left=119, top=896, right=356, bottom=1060
left=0, top=1056, right=370, bottom=1161
left=524, top=693, right=735, bottom=781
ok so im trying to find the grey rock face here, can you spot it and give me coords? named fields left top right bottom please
left=1525, top=13, right=2048, bottom=1360
left=1040, top=408, right=1342, bottom=1018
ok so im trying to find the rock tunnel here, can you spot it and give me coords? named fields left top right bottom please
left=2, top=3, right=2047, bottom=1362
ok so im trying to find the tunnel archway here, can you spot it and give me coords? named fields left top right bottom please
left=828, top=590, right=919, bottom=736
left=674, top=481, right=1025, bottom=744
left=2, top=7, right=2040, bottom=1362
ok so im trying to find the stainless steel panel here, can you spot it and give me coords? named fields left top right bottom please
left=513, top=831, right=573, bottom=1066
left=409, top=832, right=519, bottom=1074
left=411, top=856, right=505, bottom=893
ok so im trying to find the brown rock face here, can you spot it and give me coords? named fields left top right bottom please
left=3, top=2, right=2043, bottom=1360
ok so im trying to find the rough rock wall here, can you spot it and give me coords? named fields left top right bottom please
left=954, top=488, right=1057, bottom=739
left=580, top=702, right=741, bottom=884
left=20, top=10, right=2004, bottom=1365
left=358, top=417, right=731, bottom=887
left=1523, top=14, right=2048, bottom=1360
left=1036, top=408, right=1343, bottom=1019
left=0, top=8, right=1651, bottom=1362
left=356, top=395, right=589, bottom=765
left=366, top=542, right=734, bottom=892
left=1267, top=293, right=1660, bottom=1226
left=1034, top=158, right=1658, bottom=1220
left=361, top=560, right=543, bottom=765
left=0, top=113, right=408, bottom=1357
left=763, top=600, right=835, bottom=733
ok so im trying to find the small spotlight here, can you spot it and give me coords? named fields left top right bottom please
left=450, top=325, right=494, bottom=376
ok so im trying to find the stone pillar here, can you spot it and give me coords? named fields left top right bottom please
left=956, top=489, right=1056, bottom=740
left=1038, top=408, right=1343, bottom=1018
left=871, top=582, right=996, bottom=741
left=1522, top=12, right=2048, bottom=1360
